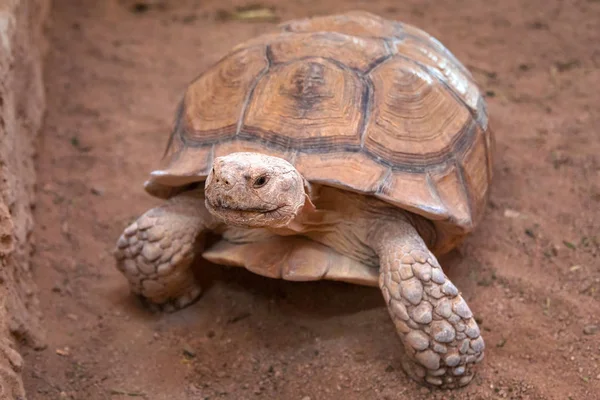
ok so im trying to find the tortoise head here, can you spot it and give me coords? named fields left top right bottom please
left=204, top=152, right=309, bottom=228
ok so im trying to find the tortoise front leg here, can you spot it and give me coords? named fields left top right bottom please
left=114, top=190, right=217, bottom=312
left=371, top=222, right=484, bottom=389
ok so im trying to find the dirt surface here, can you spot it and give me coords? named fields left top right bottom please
left=21, top=0, right=599, bottom=399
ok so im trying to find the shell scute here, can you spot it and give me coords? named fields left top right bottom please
left=365, top=56, right=473, bottom=167
left=242, top=58, right=365, bottom=149
left=183, top=45, right=269, bottom=142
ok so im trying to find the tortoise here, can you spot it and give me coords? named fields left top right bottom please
left=114, top=11, right=493, bottom=389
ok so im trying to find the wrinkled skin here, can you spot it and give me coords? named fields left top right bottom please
left=114, top=152, right=485, bottom=389
left=205, top=153, right=308, bottom=229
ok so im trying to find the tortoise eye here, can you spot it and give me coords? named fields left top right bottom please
left=253, top=175, right=269, bottom=188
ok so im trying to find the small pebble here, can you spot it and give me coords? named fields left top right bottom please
left=90, top=186, right=104, bottom=196
left=504, top=209, right=521, bottom=218
left=66, top=313, right=78, bottom=321
left=583, top=324, right=599, bottom=335
left=55, top=347, right=70, bottom=357
left=182, top=344, right=196, bottom=358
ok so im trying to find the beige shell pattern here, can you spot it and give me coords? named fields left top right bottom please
left=146, top=11, right=494, bottom=257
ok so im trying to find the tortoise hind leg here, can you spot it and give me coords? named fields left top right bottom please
left=371, top=222, right=484, bottom=389
left=114, top=190, right=215, bottom=312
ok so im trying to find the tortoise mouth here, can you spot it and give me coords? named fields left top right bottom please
left=205, top=198, right=283, bottom=214
left=204, top=199, right=291, bottom=228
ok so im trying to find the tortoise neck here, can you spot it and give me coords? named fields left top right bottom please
left=267, top=183, right=339, bottom=235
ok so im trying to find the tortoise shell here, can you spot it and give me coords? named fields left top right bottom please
left=146, top=11, right=494, bottom=254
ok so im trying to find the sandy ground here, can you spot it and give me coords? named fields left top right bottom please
left=20, top=0, right=599, bottom=399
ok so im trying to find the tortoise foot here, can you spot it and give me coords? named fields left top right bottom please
left=379, top=243, right=485, bottom=389
left=114, top=192, right=208, bottom=311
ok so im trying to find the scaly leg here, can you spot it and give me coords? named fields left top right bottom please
left=114, top=190, right=217, bottom=312
left=372, top=221, right=484, bottom=389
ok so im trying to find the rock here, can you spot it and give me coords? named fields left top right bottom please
left=583, top=324, right=599, bottom=335
left=90, top=186, right=105, bottom=195
left=182, top=344, right=196, bottom=358
left=0, top=0, right=50, bottom=398
left=504, top=209, right=521, bottom=218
